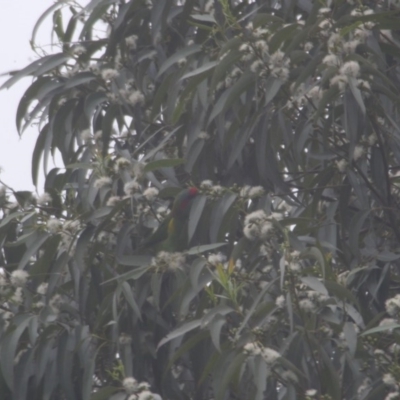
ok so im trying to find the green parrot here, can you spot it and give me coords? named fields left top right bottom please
left=142, top=187, right=199, bottom=252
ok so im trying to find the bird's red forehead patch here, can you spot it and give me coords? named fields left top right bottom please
left=188, top=187, right=198, bottom=197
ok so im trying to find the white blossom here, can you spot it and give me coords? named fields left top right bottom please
left=319, top=7, right=331, bottom=14
left=240, top=185, right=251, bottom=198
left=307, top=86, right=323, bottom=102
left=330, top=74, right=348, bottom=92
left=47, top=218, right=63, bottom=233
left=72, top=45, right=86, bottom=56
left=94, top=131, right=103, bottom=142
left=245, top=210, right=267, bottom=225
left=299, top=298, right=316, bottom=312
left=143, top=187, right=159, bottom=201
left=305, top=389, right=317, bottom=397
left=318, top=19, right=332, bottom=32
left=208, top=252, right=227, bottom=266
left=177, top=58, right=187, bottom=67
left=340, top=61, right=360, bottom=78
left=211, top=185, right=223, bottom=195
left=198, top=131, right=210, bottom=140
left=239, top=43, right=251, bottom=53
left=383, top=373, right=398, bottom=389
left=269, top=50, right=289, bottom=69
left=261, top=347, right=281, bottom=365
left=156, top=206, right=169, bottom=219
left=276, top=295, right=285, bottom=308
left=125, top=35, right=138, bottom=49
left=385, top=392, right=400, bottom=400
left=379, top=318, right=398, bottom=334
left=152, top=251, right=186, bottom=271
left=270, top=212, right=283, bottom=221
left=124, top=180, right=142, bottom=196
left=64, top=220, right=80, bottom=233
left=250, top=60, right=264, bottom=73
left=327, top=33, right=342, bottom=52
left=200, top=180, right=213, bottom=189
left=385, top=294, right=400, bottom=317
left=304, top=42, right=313, bottom=52
left=115, top=157, right=131, bottom=172
left=288, top=261, right=302, bottom=272
left=128, top=90, right=145, bottom=106
left=271, top=67, right=289, bottom=82
left=224, top=77, right=232, bottom=87
left=254, top=40, right=268, bottom=55
left=354, top=27, right=371, bottom=42
left=357, top=378, right=371, bottom=398
left=336, top=159, right=348, bottom=172
left=132, top=162, right=146, bottom=179
left=204, top=0, right=214, bottom=13
left=101, top=68, right=119, bottom=81
left=138, top=391, right=160, bottom=400
left=49, top=294, right=62, bottom=313
left=94, top=176, right=112, bottom=189
left=243, top=342, right=262, bottom=356
left=137, top=382, right=151, bottom=391
left=123, top=377, right=139, bottom=394
left=322, top=54, right=340, bottom=67
left=11, top=270, right=29, bottom=287
left=248, top=186, right=265, bottom=198
left=37, top=192, right=52, bottom=205
left=358, top=79, right=371, bottom=92
left=230, top=67, right=241, bottom=78
left=253, top=27, right=268, bottom=38
left=11, top=287, right=24, bottom=304
left=343, top=39, right=360, bottom=54
left=36, top=282, right=48, bottom=295
left=353, top=145, right=365, bottom=161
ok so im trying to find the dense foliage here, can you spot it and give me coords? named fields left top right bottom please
left=2, top=0, right=400, bottom=399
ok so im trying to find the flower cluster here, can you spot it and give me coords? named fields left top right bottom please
left=386, top=294, right=400, bottom=318
left=123, top=377, right=162, bottom=400
left=243, top=342, right=281, bottom=365
left=243, top=210, right=282, bottom=241
left=239, top=185, right=265, bottom=199
left=151, top=251, right=186, bottom=272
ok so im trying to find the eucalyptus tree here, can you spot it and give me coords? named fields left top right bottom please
left=1, top=1, right=400, bottom=399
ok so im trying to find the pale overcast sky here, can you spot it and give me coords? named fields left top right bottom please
left=0, top=1, right=65, bottom=192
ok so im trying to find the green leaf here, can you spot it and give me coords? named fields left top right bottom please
left=208, top=72, right=255, bottom=124
left=0, top=314, right=34, bottom=391
left=31, top=1, right=69, bottom=47
left=143, top=158, right=185, bottom=172
left=157, top=319, right=202, bottom=349
left=180, top=60, right=218, bottom=81
left=186, top=243, right=228, bottom=255
left=360, top=323, right=400, bottom=337
left=157, top=45, right=202, bottom=77
left=121, top=281, right=142, bottom=320
left=103, top=265, right=150, bottom=284
left=188, top=194, right=207, bottom=242
left=215, top=352, right=247, bottom=400
left=209, top=314, right=226, bottom=352
left=18, top=232, right=50, bottom=270
left=300, top=276, right=328, bottom=296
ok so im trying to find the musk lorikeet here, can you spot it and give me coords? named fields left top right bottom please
left=142, top=187, right=199, bottom=252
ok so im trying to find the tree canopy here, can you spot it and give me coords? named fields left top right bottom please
left=1, top=0, right=400, bottom=399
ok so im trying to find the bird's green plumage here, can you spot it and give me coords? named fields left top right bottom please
left=142, top=187, right=198, bottom=252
